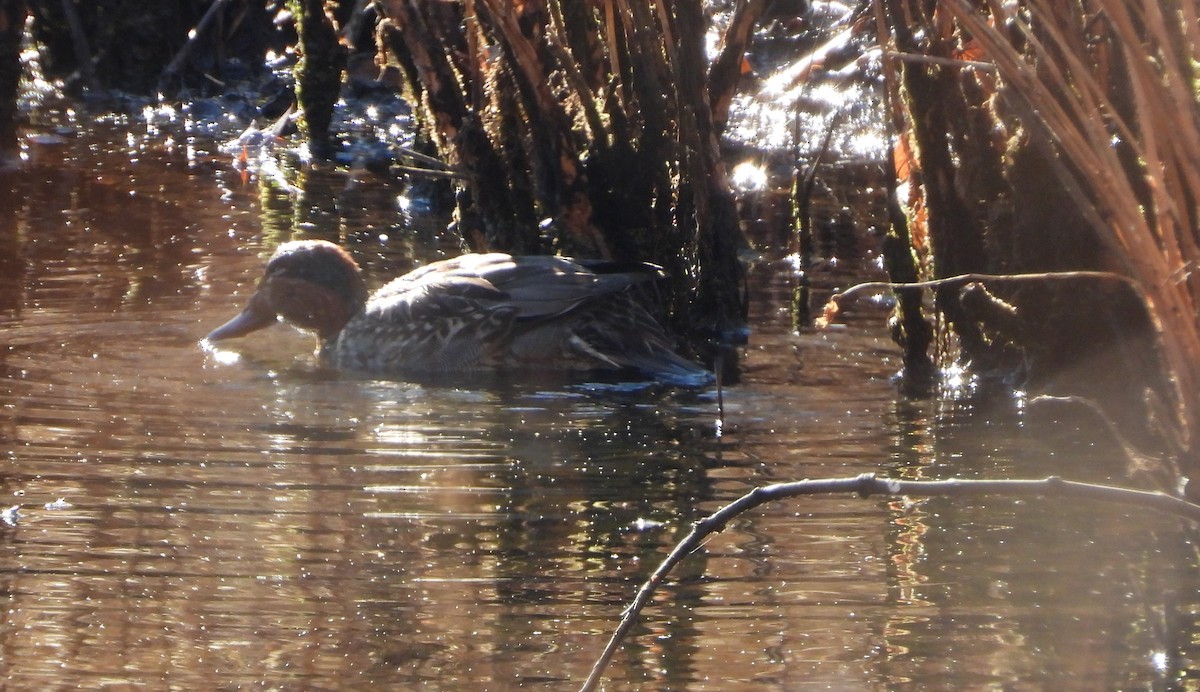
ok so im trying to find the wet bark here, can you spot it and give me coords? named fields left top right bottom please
left=9, top=1, right=746, bottom=345
left=879, top=159, right=935, bottom=388
left=879, top=0, right=1200, bottom=475
left=377, top=1, right=540, bottom=253
left=288, top=0, right=345, bottom=159
left=707, top=0, right=765, bottom=134
left=672, top=0, right=746, bottom=337
left=376, top=0, right=748, bottom=342
left=883, top=0, right=1013, bottom=379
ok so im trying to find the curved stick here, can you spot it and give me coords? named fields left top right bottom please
left=816, top=270, right=1142, bottom=327
left=579, top=473, right=1200, bottom=691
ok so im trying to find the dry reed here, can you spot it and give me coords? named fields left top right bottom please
left=934, top=0, right=1200, bottom=467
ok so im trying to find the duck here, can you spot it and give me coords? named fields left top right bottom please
left=204, top=239, right=713, bottom=385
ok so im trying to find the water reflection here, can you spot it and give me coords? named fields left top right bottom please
left=0, top=113, right=1198, bottom=689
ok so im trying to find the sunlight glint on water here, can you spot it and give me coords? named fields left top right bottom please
left=0, top=89, right=1196, bottom=690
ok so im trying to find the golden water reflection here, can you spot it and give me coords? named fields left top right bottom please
left=0, top=119, right=1196, bottom=689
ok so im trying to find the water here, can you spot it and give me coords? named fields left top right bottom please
left=2, top=119, right=1198, bottom=690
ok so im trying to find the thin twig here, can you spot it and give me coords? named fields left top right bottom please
left=545, top=0, right=608, bottom=142
left=391, top=163, right=467, bottom=180
left=60, top=0, right=96, bottom=91
left=882, top=49, right=996, bottom=72
left=394, top=146, right=453, bottom=169
left=579, top=473, right=1200, bottom=691
left=943, top=0, right=1200, bottom=455
left=816, top=270, right=1145, bottom=327
left=161, top=0, right=232, bottom=80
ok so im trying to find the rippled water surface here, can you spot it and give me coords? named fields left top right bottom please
left=1, top=120, right=1199, bottom=690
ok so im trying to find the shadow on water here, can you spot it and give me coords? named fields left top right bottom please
left=1, top=115, right=1199, bottom=689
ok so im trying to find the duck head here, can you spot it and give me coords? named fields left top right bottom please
left=205, top=240, right=369, bottom=344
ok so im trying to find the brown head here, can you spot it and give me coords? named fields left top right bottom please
left=205, top=240, right=369, bottom=344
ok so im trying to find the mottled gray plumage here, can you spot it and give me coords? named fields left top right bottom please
left=206, top=241, right=712, bottom=385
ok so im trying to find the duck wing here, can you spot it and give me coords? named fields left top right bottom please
left=335, top=262, right=519, bottom=373
left=560, top=295, right=715, bottom=386
left=336, top=253, right=638, bottom=372
left=487, top=256, right=712, bottom=385
left=333, top=253, right=709, bottom=383
left=416, top=253, right=661, bottom=320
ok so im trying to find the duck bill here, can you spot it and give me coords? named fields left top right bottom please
left=204, top=291, right=278, bottom=342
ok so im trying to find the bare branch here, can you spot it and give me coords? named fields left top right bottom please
left=580, top=473, right=1200, bottom=691
left=816, top=270, right=1144, bottom=327
left=160, top=0, right=232, bottom=83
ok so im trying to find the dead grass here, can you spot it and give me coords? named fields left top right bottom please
left=935, top=0, right=1200, bottom=464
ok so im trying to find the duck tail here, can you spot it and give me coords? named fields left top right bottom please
left=570, top=296, right=715, bottom=386
left=632, top=348, right=716, bottom=387
left=568, top=333, right=713, bottom=386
